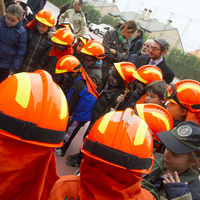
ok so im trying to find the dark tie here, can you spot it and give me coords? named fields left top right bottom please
left=149, top=60, right=156, bottom=65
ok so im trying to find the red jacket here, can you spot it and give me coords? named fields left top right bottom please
left=49, top=156, right=156, bottom=200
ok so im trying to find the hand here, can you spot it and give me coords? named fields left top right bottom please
left=9, top=70, right=14, bottom=76
left=116, top=94, right=125, bottom=103
left=110, top=48, right=117, bottom=55
left=163, top=171, right=188, bottom=184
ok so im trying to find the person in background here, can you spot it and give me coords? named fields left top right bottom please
left=0, top=4, right=27, bottom=82
left=101, top=20, right=137, bottom=86
left=129, top=29, right=143, bottom=55
left=134, top=38, right=175, bottom=83
left=142, top=121, right=200, bottom=200
left=49, top=108, right=156, bottom=200
left=0, top=0, right=5, bottom=16
left=128, top=38, right=154, bottom=63
left=0, top=70, right=68, bottom=200
left=27, top=0, right=46, bottom=16
left=59, top=0, right=86, bottom=38
left=20, top=9, right=55, bottom=72
left=56, top=2, right=70, bottom=26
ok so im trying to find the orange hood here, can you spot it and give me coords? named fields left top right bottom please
left=78, top=156, right=156, bottom=200
left=0, top=134, right=59, bottom=200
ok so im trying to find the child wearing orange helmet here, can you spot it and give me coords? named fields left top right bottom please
left=42, top=28, right=74, bottom=88
left=20, top=9, right=55, bottom=72
left=50, top=108, right=156, bottom=200
left=118, top=65, right=163, bottom=109
left=0, top=70, right=68, bottom=200
left=80, top=40, right=105, bottom=90
left=164, top=79, right=200, bottom=126
left=54, top=55, right=98, bottom=157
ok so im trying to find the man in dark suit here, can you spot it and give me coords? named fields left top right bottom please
left=134, top=38, right=175, bottom=83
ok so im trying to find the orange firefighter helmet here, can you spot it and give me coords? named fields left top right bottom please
left=164, top=79, right=200, bottom=112
left=35, top=9, right=55, bottom=27
left=51, top=28, right=74, bottom=45
left=114, top=62, right=136, bottom=86
left=133, top=65, right=163, bottom=85
left=55, top=55, right=81, bottom=74
left=0, top=70, right=68, bottom=147
left=81, top=41, right=105, bottom=59
left=136, top=103, right=173, bottom=142
left=81, top=108, right=154, bottom=174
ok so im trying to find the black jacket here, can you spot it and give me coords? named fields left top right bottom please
left=20, top=28, right=52, bottom=72
left=91, top=82, right=125, bottom=123
left=129, top=35, right=143, bottom=55
left=134, top=55, right=175, bottom=83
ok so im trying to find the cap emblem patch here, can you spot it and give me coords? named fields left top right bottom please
left=177, top=125, right=192, bottom=137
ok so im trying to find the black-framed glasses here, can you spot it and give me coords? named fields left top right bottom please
left=150, top=46, right=161, bottom=51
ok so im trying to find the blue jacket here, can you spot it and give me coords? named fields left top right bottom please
left=66, top=75, right=96, bottom=122
left=0, top=16, right=27, bottom=72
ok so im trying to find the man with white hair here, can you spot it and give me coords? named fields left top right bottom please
left=128, top=39, right=154, bottom=63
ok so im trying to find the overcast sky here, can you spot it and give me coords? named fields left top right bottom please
left=111, top=0, right=200, bottom=52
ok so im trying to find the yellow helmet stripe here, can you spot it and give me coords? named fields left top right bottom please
left=152, top=112, right=170, bottom=130
left=98, top=111, right=114, bottom=134
left=126, top=68, right=135, bottom=73
left=81, top=47, right=92, bottom=56
left=134, top=119, right=148, bottom=145
left=55, top=68, right=67, bottom=74
left=36, top=16, right=53, bottom=27
left=59, top=87, right=68, bottom=119
left=133, top=71, right=147, bottom=84
left=144, top=69, right=162, bottom=79
left=114, top=63, right=126, bottom=81
left=15, top=73, right=31, bottom=108
left=136, top=104, right=145, bottom=120
left=177, top=84, right=200, bottom=93
left=51, top=37, right=68, bottom=45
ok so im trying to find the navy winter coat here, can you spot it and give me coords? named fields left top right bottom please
left=0, top=16, right=27, bottom=72
left=66, top=75, right=96, bottom=122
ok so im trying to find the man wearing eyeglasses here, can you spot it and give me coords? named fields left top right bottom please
left=59, top=0, right=86, bottom=38
left=134, top=38, right=175, bottom=83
